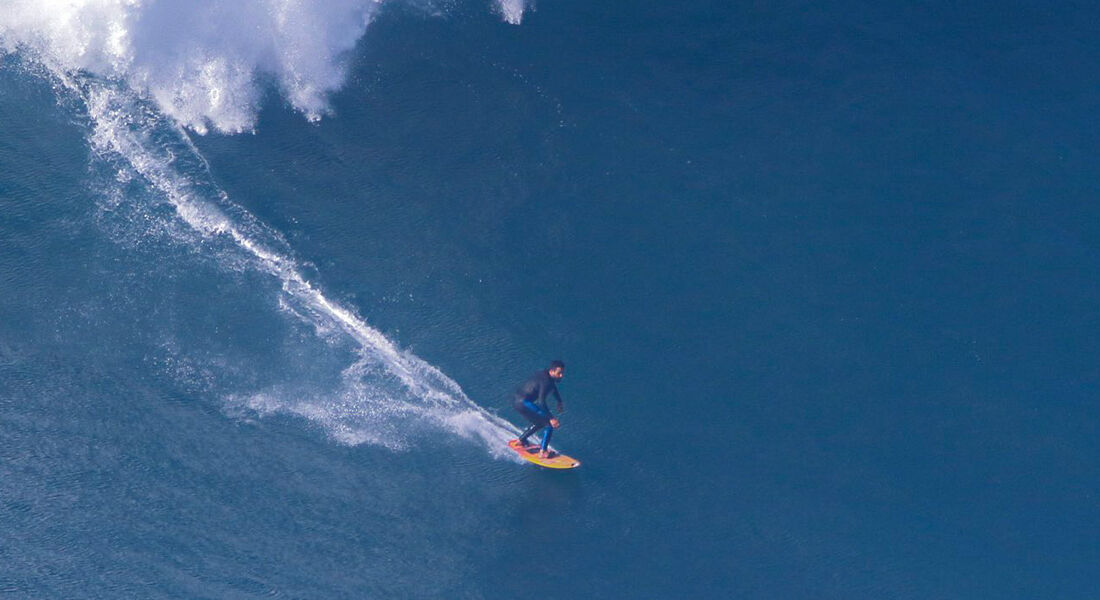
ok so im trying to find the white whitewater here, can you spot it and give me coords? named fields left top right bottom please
left=0, top=0, right=528, bottom=457
left=0, top=0, right=528, bottom=133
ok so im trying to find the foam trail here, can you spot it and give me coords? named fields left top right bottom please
left=76, top=75, right=521, bottom=457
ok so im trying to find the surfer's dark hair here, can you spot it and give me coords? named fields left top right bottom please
left=549, top=360, right=565, bottom=371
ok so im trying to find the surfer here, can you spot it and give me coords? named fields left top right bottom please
left=513, top=360, right=566, bottom=458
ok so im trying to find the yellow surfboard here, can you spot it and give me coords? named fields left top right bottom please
left=508, top=439, right=581, bottom=469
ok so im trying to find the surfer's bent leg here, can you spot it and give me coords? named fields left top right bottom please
left=540, top=423, right=553, bottom=450
left=514, top=398, right=551, bottom=446
left=518, top=422, right=543, bottom=446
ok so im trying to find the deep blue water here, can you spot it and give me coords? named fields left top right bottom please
left=2, top=1, right=1099, bottom=598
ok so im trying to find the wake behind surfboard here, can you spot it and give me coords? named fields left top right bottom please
left=508, top=439, right=581, bottom=469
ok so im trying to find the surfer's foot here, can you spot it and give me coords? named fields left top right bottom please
left=516, top=438, right=531, bottom=447
left=539, top=450, right=554, bottom=459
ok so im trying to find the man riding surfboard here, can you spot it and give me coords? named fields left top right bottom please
left=513, top=360, right=565, bottom=458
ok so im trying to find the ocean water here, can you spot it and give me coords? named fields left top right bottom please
left=1, top=1, right=1098, bottom=598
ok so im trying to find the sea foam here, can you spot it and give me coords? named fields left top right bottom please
left=0, top=0, right=528, bottom=133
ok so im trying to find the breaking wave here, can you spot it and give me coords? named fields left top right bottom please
left=0, top=0, right=528, bottom=133
left=0, top=0, right=530, bottom=457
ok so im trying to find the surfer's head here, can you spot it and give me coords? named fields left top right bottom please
left=549, top=360, right=565, bottom=379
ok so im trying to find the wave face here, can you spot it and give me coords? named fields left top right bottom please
left=0, top=1, right=528, bottom=457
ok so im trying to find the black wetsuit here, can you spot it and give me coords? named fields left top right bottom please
left=513, top=369, right=563, bottom=448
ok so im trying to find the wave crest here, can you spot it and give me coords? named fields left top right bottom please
left=0, top=0, right=527, bottom=134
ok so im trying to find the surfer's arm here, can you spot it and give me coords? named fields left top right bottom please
left=552, top=387, right=564, bottom=413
